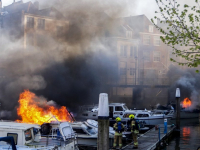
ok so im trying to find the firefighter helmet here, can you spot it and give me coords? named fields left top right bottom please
left=129, top=114, right=135, bottom=119
left=115, top=117, right=121, bottom=122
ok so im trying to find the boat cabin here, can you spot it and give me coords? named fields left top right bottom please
left=0, top=122, right=41, bottom=146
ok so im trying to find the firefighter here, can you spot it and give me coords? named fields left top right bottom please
left=113, top=117, right=124, bottom=149
left=129, top=114, right=139, bottom=149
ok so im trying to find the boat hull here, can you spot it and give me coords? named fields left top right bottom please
left=76, top=137, right=114, bottom=147
left=172, top=111, right=200, bottom=119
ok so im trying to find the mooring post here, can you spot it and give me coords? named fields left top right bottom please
left=97, top=93, right=109, bottom=150
left=175, top=88, right=180, bottom=132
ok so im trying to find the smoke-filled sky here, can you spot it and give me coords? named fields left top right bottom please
left=2, top=0, right=197, bottom=20
left=1, top=0, right=200, bottom=120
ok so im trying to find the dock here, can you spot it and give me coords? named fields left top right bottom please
left=122, top=125, right=176, bottom=150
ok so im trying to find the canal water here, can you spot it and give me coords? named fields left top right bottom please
left=163, top=118, right=200, bottom=150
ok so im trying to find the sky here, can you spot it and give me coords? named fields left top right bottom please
left=1, top=0, right=197, bottom=20
left=2, top=0, right=159, bottom=19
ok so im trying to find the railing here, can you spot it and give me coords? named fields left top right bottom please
left=107, top=78, right=170, bottom=86
left=28, top=133, right=77, bottom=148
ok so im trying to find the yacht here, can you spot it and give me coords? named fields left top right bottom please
left=0, top=121, right=78, bottom=150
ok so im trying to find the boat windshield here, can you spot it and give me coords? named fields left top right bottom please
left=123, top=105, right=129, bottom=110
left=86, top=126, right=97, bottom=135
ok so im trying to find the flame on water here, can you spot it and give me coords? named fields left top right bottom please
left=182, top=127, right=190, bottom=138
left=16, top=90, right=72, bottom=125
left=182, top=97, right=192, bottom=108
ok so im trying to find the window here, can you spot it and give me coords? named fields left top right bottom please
left=126, top=31, right=132, bottom=38
left=130, top=46, right=137, bottom=57
left=143, top=35, right=151, bottom=45
left=120, top=45, right=127, bottom=57
left=120, top=68, right=126, bottom=75
left=115, top=106, right=123, bottom=111
left=154, top=36, right=161, bottom=46
left=27, top=17, right=34, bottom=28
left=57, top=26, right=63, bottom=37
left=82, top=113, right=88, bottom=116
left=153, top=51, right=161, bottom=62
left=123, top=113, right=136, bottom=118
left=38, top=19, right=45, bottom=30
left=143, top=114, right=149, bottom=117
left=7, top=133, right=18, bottom=145
left=24, top=129, right=32, bottom=141
left=130, top=68, right=136, bottom=75
left=149, top=25, right=154, bottom=32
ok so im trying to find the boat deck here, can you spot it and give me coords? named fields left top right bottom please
left=122, top=125, right=175, bottom=150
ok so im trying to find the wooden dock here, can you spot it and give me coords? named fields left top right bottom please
left=122, top=125, right=175, bottom=150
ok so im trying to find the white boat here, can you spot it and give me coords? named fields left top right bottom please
left=42, top=119, right=116, bottom=148
left=153, top=104, right=200, bottom=119
left=122, top=109, right=174, bottom=125
left=78, top=103, right=174, bottom=125
left=0, top=121, right=78, bottom=150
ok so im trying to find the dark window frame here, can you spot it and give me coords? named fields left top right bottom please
left=115, top=106, right=123, bottom=111
left=27, top=17, right=34, bottom=28
left=7, top=133, right=18, bottom=145
left=37, top=18, right=45, bottom=30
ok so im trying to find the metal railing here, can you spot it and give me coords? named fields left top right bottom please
left=107, top=78, right=170, bottom=86
left=27, top=133, right=77, bottom=148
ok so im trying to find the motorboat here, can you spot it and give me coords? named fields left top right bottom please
left=70, top=119, right=116, bottom=148
left=153, top=104, right=200, bottom=119
left=0, top=121, right=78, bottom=150
left=40, top=119, right=116, bottom=148
left=122, top=109, right=173, bottom=126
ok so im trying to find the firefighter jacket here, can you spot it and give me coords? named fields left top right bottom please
left=131, top=119, right=139, bottom=134
left=113, top=122, right=124, bottom=136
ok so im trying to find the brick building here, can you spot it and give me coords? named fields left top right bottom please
left=0, top=1, right=69, bottom=49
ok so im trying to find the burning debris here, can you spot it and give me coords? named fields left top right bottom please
left=16, top=90, right=73, bottom=125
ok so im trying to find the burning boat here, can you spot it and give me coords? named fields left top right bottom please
left=0, top=121, right=78, bottom=150
left=155, top=98, right=200, bottom=119
left=40, top=119, right=117, bottom=148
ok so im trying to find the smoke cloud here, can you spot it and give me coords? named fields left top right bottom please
left=0, top=0, right=124, bottom=120
left=167, top=66, right=200, bottom=110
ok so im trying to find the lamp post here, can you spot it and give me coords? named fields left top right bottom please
left=175, top=88, right=180, bottom=132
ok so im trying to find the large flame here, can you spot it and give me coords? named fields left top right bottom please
left=182, top=97, right=192, bottom=108
left=16, top=90, right=72, bottom=125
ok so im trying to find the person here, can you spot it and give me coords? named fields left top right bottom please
left=129, top=114, right=139, bottom=149
left=113, top=117, right=124, bottom=150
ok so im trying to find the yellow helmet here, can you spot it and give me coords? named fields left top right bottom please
left=129, top=114, right=135, bottom=119
left=115, top=117, right=121, bottom=122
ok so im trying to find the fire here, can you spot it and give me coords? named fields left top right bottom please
left=16, top=90, right=72, bottom=125
left=182, top=97, right=192, bottom=108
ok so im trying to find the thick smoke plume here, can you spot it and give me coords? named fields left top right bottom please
left=168, top=66, right=200, bottom=110
left=0, top=0, right=124, bottom=120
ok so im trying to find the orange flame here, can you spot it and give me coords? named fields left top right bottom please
left=16, top=90, right=72, bottom=125
left=182, top=97, right=192, bottom=108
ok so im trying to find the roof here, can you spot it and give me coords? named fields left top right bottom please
left=122, top=14, right=152, bottom=33
left=3, top=1, right=65, bottom=19
left=109, top=103, right=126, bottom=106
left=3, top=1, right=38, bottom=14
left=0, top=121, right=40, bottom=130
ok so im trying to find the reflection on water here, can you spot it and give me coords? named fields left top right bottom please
left=164, top=118, right=200, bottom=150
